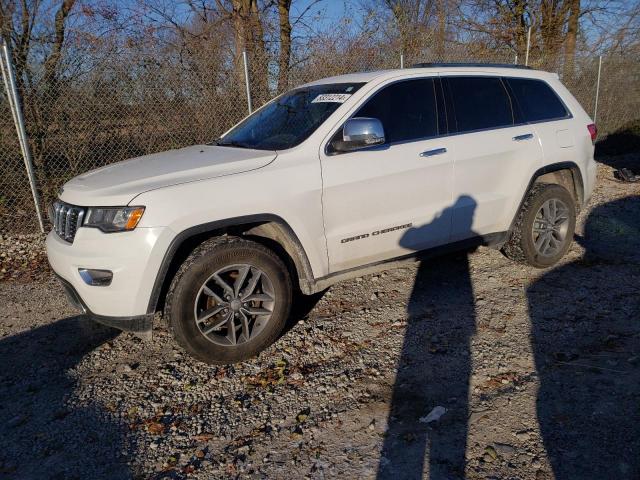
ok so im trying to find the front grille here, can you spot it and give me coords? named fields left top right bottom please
left=51, top=201, right=85, bottom=243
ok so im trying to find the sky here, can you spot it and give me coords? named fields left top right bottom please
left=291, top=0, right=362, bottom=33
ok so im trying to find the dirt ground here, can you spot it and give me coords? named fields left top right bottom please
left=0, top=159, right=639, bottom=480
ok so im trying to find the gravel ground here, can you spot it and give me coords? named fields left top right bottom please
left=1, top=160, right=639, bottom=479
left=0, top=233, right=47, bottom=282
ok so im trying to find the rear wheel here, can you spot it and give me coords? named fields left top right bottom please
left=166, top=237, right=292, bottom=364
left=502, top=183, right=576, bottom=268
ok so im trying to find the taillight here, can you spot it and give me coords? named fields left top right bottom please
left=587, top=123, right=597, bottom=144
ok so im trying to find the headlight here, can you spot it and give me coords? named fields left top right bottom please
left=84, top=206, right=145, bottom=232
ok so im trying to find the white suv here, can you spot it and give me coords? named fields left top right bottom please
left=46, top=64, right=598, bottom=363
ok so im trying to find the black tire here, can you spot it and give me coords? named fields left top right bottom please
left=502, top=183, right=576, bottom=268
left=165, top=236, right=292, bottom=364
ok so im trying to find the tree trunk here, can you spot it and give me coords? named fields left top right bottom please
left=277, top=0, right=292, bottom=92
left=563, top=0, right=580, bottom=80
left=386, top=1, right=412, bottom=59
left=2, top=0, right=76, bottom=172
left=42, top=0, right=76, bottom=94
left=248, top=0, right=268, bottom=102
left=0, top=0, right=32, bottom=99
left=231, top=0, right=268, bottom=104
left=540, top=0, right=575, bottom=68
left=436, top=0, right=446, bottom=59
left=232, top=0, right=249, bottom=96
left=35, top=0, right=76, bottom=174
left=515, top=0, right=529, bottom=60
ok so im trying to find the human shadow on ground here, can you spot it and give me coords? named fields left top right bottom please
left=377, top=196, right=478, bottom=480
left=0, top=316, right=134, bottom=479
left=529, top=195, right=640, bottom=479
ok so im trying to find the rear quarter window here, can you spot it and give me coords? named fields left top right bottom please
left=507, top=78, right=570, bottom=122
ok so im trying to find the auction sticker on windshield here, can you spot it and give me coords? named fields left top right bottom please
left=311, top=93, right=352, bottom=103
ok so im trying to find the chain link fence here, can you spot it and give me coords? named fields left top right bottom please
left=0, top=92, right=37, bottom=233
left=1, top=41, right=638, bottom=235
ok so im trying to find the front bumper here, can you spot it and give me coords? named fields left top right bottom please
left=46, top=225, right=174, bottom=318
left=55, top=273, right=153, bottom=334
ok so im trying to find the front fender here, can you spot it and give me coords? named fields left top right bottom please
left=145, top=214, right=317, bottom=314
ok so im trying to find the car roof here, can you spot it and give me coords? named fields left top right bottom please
left=303, top=65, right=558, bottom=87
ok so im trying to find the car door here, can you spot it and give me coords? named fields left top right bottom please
left=319, top=77, right=455, bottom=273
left=505, top=76, right=576, bottom=168
left=442, top=75, right=544, bottom=241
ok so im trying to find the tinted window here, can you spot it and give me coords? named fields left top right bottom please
left=355, top=79, right=438, bottom=143
left=219, top=83, right=364, bottom=150
left=447, top=77, right=514, bottom=132
left=507, top=78, right=569, bottom=122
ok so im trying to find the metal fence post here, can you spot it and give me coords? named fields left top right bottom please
left=525, top=26, right=532, bottom=66
left=400, top=53, right=404, bottom=69
left=593, top=55, right=603, bottom=123
left=242, top=51, right=252, bottom=114
left=0, top=39, right=45, bottom=233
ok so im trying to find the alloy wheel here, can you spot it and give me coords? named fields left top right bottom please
left=531, top=198, right=570, bottom=257
left=193, top=264, right=275, bottom=346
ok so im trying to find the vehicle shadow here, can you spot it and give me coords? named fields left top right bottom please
left=377, top=196, right=478, bottom=479
left=594, top=122, right=640, bottom=165
left=0, top=316, right=135, bottom=479
left=595, top=151, right=640, bottom=172
left=528, top=195, right=640, bottom=479
left=594, top=122, right=640, bottom=174
left=281, top=289, right=328, bottom=337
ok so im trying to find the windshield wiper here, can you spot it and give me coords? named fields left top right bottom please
left=212, top=138, right=251, bottom=149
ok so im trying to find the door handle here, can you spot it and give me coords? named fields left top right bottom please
left=419, top=147, right=447, bottom=157
left=513, top=133, right=534, bottom=141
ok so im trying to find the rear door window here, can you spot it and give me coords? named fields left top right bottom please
left=445, top=76, right=514, bottom=133
left=507, top=78, right=570, bottom=122
left=355, top=78, right=439, bottom=144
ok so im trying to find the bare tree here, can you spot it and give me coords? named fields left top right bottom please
left=0, top=0, right=76, bottom=95
left=459, top=0, right=531, bottom=57
left=0, top=0, right=78, bottom=179
left=383, top=0, right=441, bottom=59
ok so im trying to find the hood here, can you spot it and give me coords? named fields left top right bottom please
left=59, top=145, right=277, bottom=206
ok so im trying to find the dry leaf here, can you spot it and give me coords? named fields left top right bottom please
left=146, top=421, right=165, bottom=435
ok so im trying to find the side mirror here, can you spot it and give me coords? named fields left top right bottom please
left=333, top=117, right=385, bottom=152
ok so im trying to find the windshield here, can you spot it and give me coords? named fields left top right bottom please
left=216, top=83, right=365, bottom=150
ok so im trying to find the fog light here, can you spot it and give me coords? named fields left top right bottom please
left=78, top=268, right=113, bottom=286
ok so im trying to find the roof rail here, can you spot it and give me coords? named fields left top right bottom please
left=411, top=62, right=532, bottom=70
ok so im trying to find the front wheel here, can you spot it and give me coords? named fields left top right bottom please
left=502, top=183, right=576, bottom=268
left=166, top=237, right=292, bottom=364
